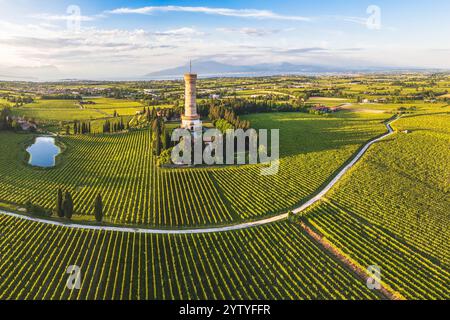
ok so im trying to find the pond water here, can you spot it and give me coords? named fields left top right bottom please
left=27, top=137, right=61, bottom=168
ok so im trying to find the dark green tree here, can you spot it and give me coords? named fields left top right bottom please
left=162, top=127, right=171, bottom=150
left=154, top=124, right=161, bottom=156
left=94, top=194, right=103, bottom=222
left=56, top=189, right=64, bottom=217
left=63, top=191, right=74, bottom=220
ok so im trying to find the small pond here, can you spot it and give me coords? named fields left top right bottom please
left=26, top=137, right=61, bottom=168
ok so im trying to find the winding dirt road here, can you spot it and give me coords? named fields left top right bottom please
left=0, top=117, right=398, bottom=234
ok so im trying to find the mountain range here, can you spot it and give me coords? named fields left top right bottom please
left=144, top=60, right=404, bottom=79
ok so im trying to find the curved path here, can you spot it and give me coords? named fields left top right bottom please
left=0, top=117, right=398, bottom=234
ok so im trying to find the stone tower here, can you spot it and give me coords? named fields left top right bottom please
left=181, top=72, right=202, bottom=131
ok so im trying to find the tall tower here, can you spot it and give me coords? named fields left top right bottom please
left=181, top=71, right=202, bottom=132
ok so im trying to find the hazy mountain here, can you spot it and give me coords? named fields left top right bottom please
left=144, top=60, right=395, bottom=79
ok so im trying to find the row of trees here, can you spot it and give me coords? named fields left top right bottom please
left=41, top=94, right=82, bottom=100
left=199, top=98, right=307, bottom=119
left=73, top=121, right=91, bottom=134
left=103, top=118, right=127, bottom=133
left=209, top=105, right=251, bottom=130
left=55, top=189, right=103, bottom=222
left=143, top=106, right=182, bottom=122
left=66, top=117, right=131, bottom=135
left=2, top=95, right=34, bottom=104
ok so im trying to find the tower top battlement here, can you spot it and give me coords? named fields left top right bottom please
left=184, top=73, right=197, bottom=80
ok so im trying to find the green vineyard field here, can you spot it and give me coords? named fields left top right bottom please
left=1, top=72, right=449, bottom=301
left=0, top=112, right=388, bottom=226
left=306, top=200, right=450, bottom=300
left=319, top=113, right=450, bottom=267
left=0, top=216, right=380, bottom=300
left=301, top=113, right=450, bottom=300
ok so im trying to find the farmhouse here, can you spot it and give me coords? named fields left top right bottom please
left=14, top=117, right=37, bottom=131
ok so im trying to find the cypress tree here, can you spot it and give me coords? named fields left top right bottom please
left=154, top=125, right=161, bottom=156
left=162, top=128, right=170, bottom=150
left=63, top=192, right=74, bottom=220
left=56, top=188, right=64, bottom=217
left=151, top=118, right=160, bottom=132
left=105, top=120, right=110, bottom=133
left=94, top=194, right=103, bottom=222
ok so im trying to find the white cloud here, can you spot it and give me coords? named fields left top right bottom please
left=0, top=10, right=449, bottom=80
left=216, top=27, right=288, bottom=37
left=108, top=6, right=311, bottom=21
left=30, top=13, right=97, bottom=22
left=154, top=27, right=205, bottom=37
left=0, top=20, right=212, bottom=79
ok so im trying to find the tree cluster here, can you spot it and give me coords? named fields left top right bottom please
left=55, top=189, right=103, bottom=222
left=55, top=189, right=74, bottom=219
left=0, top=107, right=12, bottom=130
left=103, top=118, right=126, bottom=133
left=73, top=121, right=91, bottom=134
left=199, top=98, right=306, bottom=121
left=3, top=95, right=34, bottom=104
left=151, top=117, right=171, bottom=156
left=209, top=105, right=251, bottom=130
left=41, top=94, right=82, bottom=100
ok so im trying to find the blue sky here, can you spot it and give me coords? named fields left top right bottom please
left=0, top=0, right=449, bottom=80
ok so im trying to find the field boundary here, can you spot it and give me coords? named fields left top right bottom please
left=299, top=221, right=406, bottom=300
left=0, top=117, right=399, bottom=234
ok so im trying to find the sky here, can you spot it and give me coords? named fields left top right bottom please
left=0, top=0, right=449, bottom=80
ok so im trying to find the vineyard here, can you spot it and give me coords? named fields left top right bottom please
left=11, top=98, right=146, bottom=123
left=315, top=113, right=450, bottom=266
left=306, top=200, right=450, bottom=299
left=0, top=73, right=449, bottom=301
left=299, top=112, right=450, bottom=299
left=0, top=112, right=388, bottom=226
left=0, top=215, right=382, bottom=300
left=0, top=130, right=235, bottom=226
